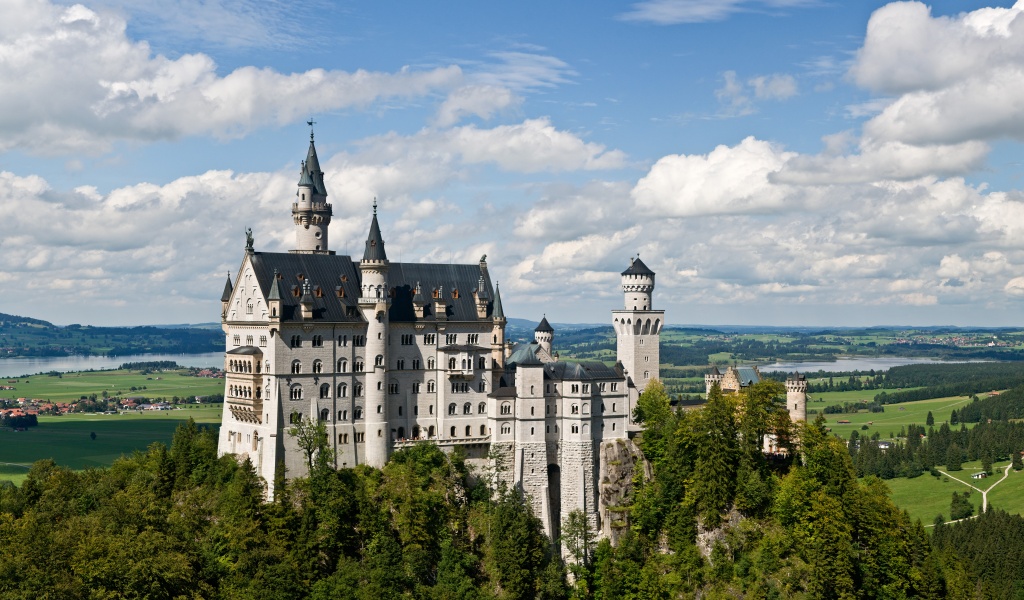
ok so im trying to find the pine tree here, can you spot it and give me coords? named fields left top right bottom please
left=926, top=411, right=935, bottom=426
left=1013, top=451, right=1023, bottom=471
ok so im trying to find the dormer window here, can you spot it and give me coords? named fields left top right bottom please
left=432, top=289, right=440, bottom=299
left=336, top=286, right=345, bottom=298
left=292, top=286, right=301, bottom=297
left=314, top=286, right=323, bottom=298
left=452, top=289, right=460, bottom=299
left=297, top=273, right=304, bottom=281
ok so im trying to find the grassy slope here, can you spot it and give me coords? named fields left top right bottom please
left=883, top=460, right=1024, bottom=524
left=817, top=394, right=979, bottom=439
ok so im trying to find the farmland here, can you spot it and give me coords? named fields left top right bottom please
left=0, top=368, right=223, bottom=403
left=0, top=405, right=222, bottom=486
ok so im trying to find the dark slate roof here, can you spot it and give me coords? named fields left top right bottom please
left=268, top=270, right=282, bottom=301
left=709, top=366, right=721, bottom=375
left=363, top=212, right=387, bottom=262
left=622, top=256, right=655, bottom=276
left=545, top=360, right=620, bottom=381
left=220, top=274, right=233, bottom=302
left=535, top=316, right=554, bottom=333
left=226, top=346, right=263, bottom=355
left=304, top=140, right=328, bottom=196
left=439, top=344, right=491, bottom=353
left=245, top=252, right=497, bottom=324
left=507, top=342, right=543, bottom=366
left=735, top=367, right=761, bottom=387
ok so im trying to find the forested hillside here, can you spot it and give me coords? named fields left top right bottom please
left=2, top=386, right=1024, bottom=598
left=0, top=312, right=221, bottom=357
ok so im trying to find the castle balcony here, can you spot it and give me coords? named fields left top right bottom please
left=393, top=434, right=491, bottom=449
left=447, top=369, right=475, bottom=380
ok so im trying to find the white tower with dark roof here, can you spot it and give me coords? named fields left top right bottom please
left=611, top=256, right=665, bottom=408
left=291, top=129, right=333, bottom=254
left=359, top=202, right=391, bottom=468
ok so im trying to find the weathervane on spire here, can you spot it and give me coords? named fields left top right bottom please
left=373, top=197, right=377, bottom=215
left=307, top=118, right=316, bottom=140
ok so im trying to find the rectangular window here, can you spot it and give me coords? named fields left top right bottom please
left=467, top=334, right=478, bottom=344
left=259, top=335, right=267, bottom=347
left=412, top=382, right=421, bottom=393
left=446, top=334, right=457, bottom=345
left=354, top=335, right=366, bottom=347
left=582, top=384, right=590, bottom=394
left=401, top=334, right=414, bottom=345
left=412, top=359, right=421, bottom=370
left=246, top=335, right=253, bottom=346
left=355, top=432, right=365, bottom=443
left=611, top=383, right=618, bottom=392
left=388, top=383, right=399, bottom=394
left=424, top=334, right=436, bottom=345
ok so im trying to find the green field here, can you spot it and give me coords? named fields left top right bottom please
left=883, top=460, right=1024, bottom=524
left=0, top=405, right=222, bottom=485
left=0, top=369, right=224, bottom=402
left=816, top=394, right=979, bottom=439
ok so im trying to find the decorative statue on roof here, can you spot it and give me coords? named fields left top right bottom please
left=245, top=227, right=254, bottom=250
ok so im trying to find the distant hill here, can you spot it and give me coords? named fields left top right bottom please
left=0, top=313, right=222, bottom=358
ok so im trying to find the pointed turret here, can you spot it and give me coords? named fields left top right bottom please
left=220, top=272, right=233, bottom=319
left=412, top=281, right=427, bottom=318
left=493, top=284, right=505, bottom=320
left=299, top=280, right=315, bottom=320
left=221, top=273, right=233, bottom=302
left=535, top=316, right=554, bottom=333
left=291, top=129, right=332, bottom=254
left=268, top=269, right=282, bottom=321
left=363, top=201, right=388, bottom=262
left=534, top=315, right=553, bottom=356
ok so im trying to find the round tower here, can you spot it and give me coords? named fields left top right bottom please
left=291, top=130, right=333, bottom=253
left=534, top=316, right=554, bottom=357
left=359, top=202, right=391, bottom=468
left=786, top=372, right=807, bottom=422
left=622, top=255, right=655, bottom=310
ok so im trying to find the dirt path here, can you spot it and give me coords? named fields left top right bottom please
left=938, top=464, right=1012, bottom=514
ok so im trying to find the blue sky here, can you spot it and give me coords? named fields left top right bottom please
left=3, top=0, right=1024, bottom=327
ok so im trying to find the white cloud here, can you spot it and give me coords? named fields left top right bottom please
left=0, top=0, right=462, bottom=155
left=715, top=71, right=798, bottom=116
left=851, top=1, right=1024, bottom=147
left=632, top=136, right=799, bottom=216
left=433, top=85, right=522, bottom=127
left=620, top=0, right=820, bottom=24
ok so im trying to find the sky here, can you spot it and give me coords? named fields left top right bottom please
left=5, top=0, right=1024, bottom=328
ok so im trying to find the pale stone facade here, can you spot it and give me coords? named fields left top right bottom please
left=217, top=133, right=663, bottom=545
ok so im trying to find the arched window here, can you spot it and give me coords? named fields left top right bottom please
left=478, top=402, right=486, bottom=414
left=583, top=403, right=590, bottom=414
left=478, top=357, right=486, bottom=369
left=354, top=406, right=363, bottom=420
left=428, top=425, right=435, bottom=437
left=448, top=403, right=457, bottom=415
left=377, top=405, right=383, bottom=414
left=448, top=357, right=457, bottom=369
left=338, top=410, right=347, bottom=421
left=463, top=402, right=472, bottom=415
left=337, top=359, right=347, bottom=372
left=450, top=426, right=456, bottom=437
left=480, top=425, right=487, bottom=435
left=571, top=404, right=579, bottom=414
left=375, top=355, right=384, bottom=367
left=427, top=358, right=435, bottom=370
left=290, top=385, right=302, bottom=400
left=479, top=381, right=487, bottom=393
left=354, top=358, right=364, bottom=372
left=338, top=383, right=347, bottom=397
left=500, top=402, right=511, bottom=415
left=377, top=381, right=383, bottom=391
left=291, top=360, right=301, bottom=374
left=427, top=380, right=436, bottom=393
left=461, top=358, right=468, bottom=369
left=465, top=425, right=471, bottom=437
left=501, top=423, right=511, bottom=435
left=354, top=383, right=363, bottom=397
left=320, top=383, right=330, bottom=399
left=319, top=408, right=329, bottom=421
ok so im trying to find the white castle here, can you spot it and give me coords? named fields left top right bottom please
left=217, top=132, right=664, bottom=539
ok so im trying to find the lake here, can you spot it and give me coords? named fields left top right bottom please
left=760, top=356, right=989, bottom=373
left=0, top=352, right=223, bottom=378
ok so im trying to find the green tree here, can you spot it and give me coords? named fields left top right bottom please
left=684, top=384, right=739, bottom=527
left=287, top=413, right=331, bottom=474
left=946, top=443, right=963, bottom=472
left=560, top=509, right=595, bottom=596
left=950, top=491, right=974, bottom=520
left=1012, top=450, right=1023, bottom=471
left=632, top=380, right=675, bottom=464
left=926, top=411, right=935, bottom=426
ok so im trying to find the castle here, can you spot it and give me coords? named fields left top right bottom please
left=216, top=132, right=663, bottom=539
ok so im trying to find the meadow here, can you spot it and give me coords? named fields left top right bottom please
left=814, top=393, right=979, bottom=439
left=0, top=368, right=223, bottom=402
left=0, top=405, right=222, bottom=486
left=883, top=459, right=1024, bottom=525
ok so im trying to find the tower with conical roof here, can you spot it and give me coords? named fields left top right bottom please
left=534, top=316, right=554, bottom=357
left=359, top=201, right=391, bottom=468
left=611, top=255, right=665, bottom=414
left=291, top=128, right=333, bottom=254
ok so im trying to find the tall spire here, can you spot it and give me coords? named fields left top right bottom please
left=493, top=283, right=505, bottom=319
left=220, top=272, right=233, bottom=302
left=362, top=200, right=387, bottom=262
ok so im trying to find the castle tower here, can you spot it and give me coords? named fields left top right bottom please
left=535, top=316, right=554, bottom=357
left=611, top=256, right=665, bottom=403
left=786, top=373, right=807, bottom=422
left=291, top=130, right=333, bottom=254
left=705, top=366, right=724, bottom=394
left=490, top=283, right=506, bottom=386
left=359, top=202, right=391, bottom=468
left=513, top=354, right=552, bottom=537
